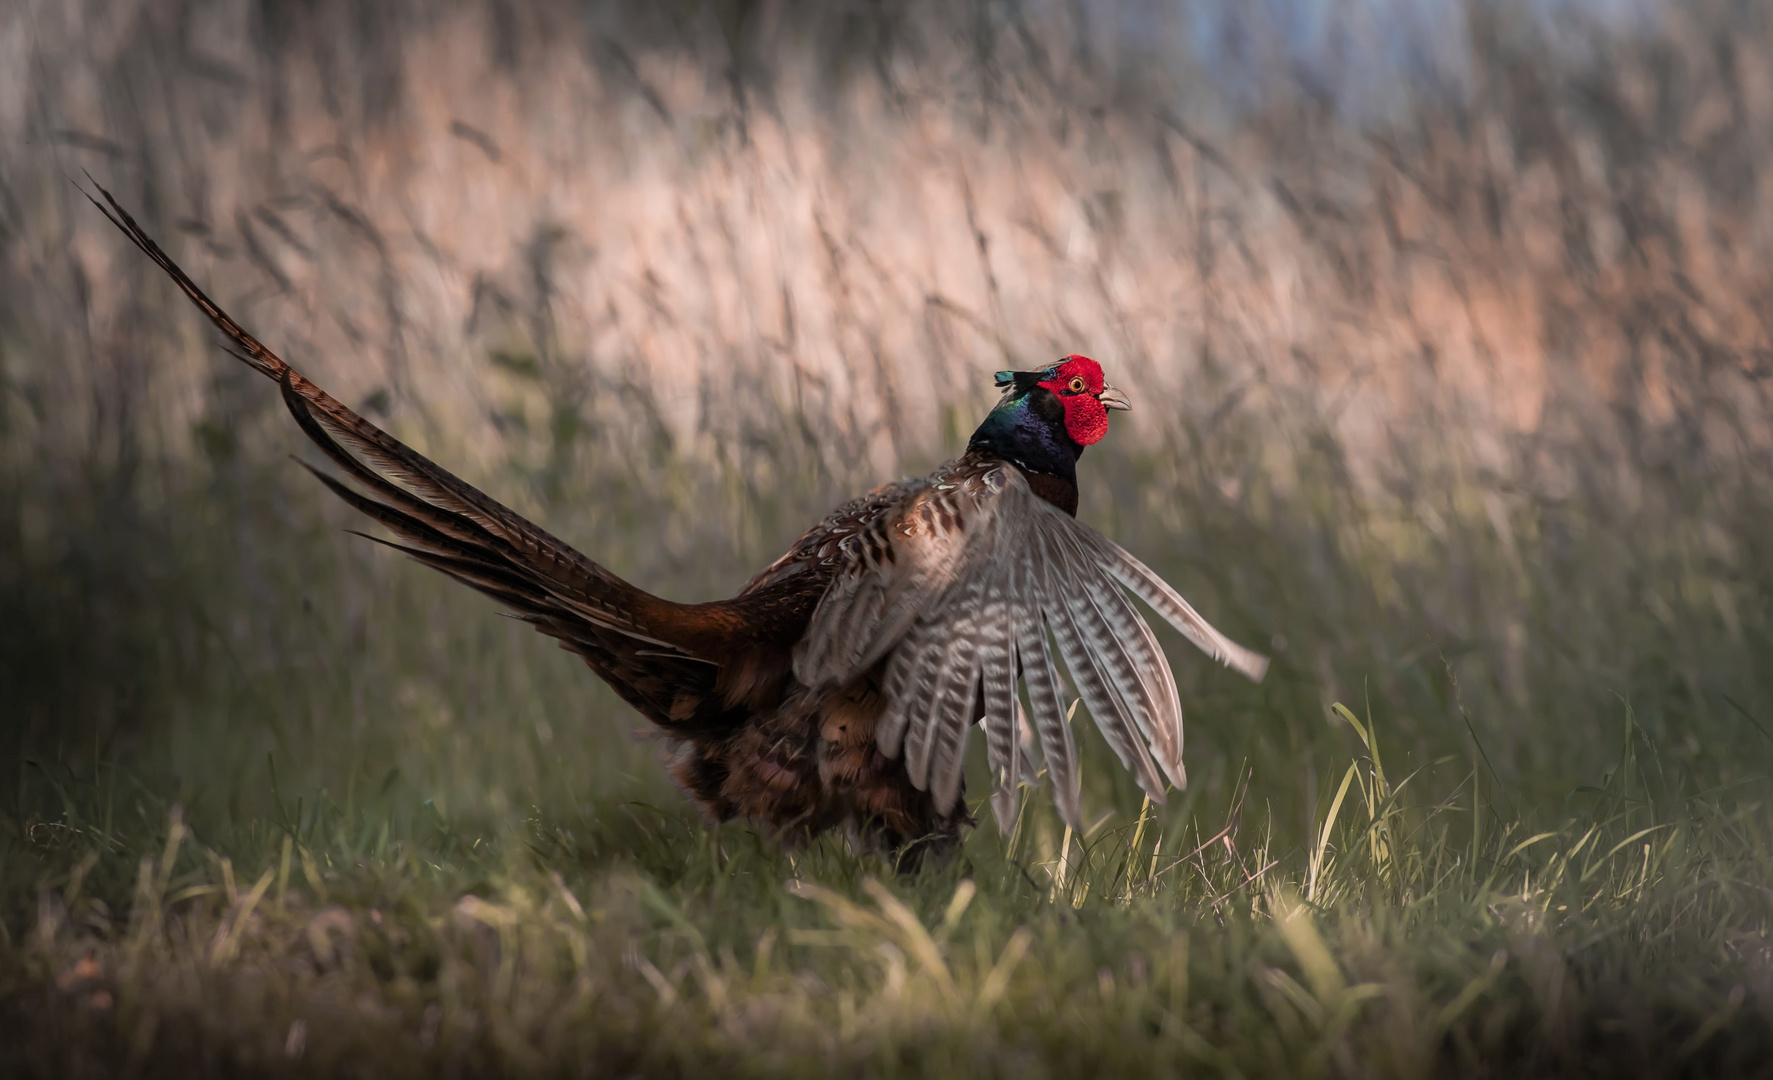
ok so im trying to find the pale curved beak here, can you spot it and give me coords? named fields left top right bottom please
left=1097, top=384, right=1132, bottom=411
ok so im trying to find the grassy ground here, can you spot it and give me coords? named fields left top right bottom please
left=6, top=628, right=1773, bottom=1078
left=7, top=0, right=1773, bottom=1075
left=6, top=730, right=1773, bottom=1079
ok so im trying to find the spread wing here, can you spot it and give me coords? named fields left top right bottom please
left=793, top=460, right=1269, bottom=831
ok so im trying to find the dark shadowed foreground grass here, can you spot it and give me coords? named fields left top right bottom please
left=6, top=700, right=1773, bottom=1078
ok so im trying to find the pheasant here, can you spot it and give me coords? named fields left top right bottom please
left=90, top=185, right=1268, bottom=864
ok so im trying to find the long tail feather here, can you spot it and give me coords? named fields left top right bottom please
left=86, top=180, right=746, bottom=734
left=89, top=182, right=675, bottom=641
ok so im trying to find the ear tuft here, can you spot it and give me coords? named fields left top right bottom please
left=993, top=370, right=1015, bottom=387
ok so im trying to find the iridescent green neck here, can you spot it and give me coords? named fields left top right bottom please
left=967, top=388, right=1082, bottom=487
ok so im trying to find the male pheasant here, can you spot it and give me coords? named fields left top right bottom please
left=91, top=186, right=1268, bottom=864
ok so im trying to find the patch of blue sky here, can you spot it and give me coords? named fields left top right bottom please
left=1059, top=0, right=1663, bottom=119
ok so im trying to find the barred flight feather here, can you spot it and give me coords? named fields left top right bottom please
left=1095, top=538, right=1271, bottom=683
left=978, top=601, right=1021, bottom=832
left=1046, top=523, right=1184, bottom=785
left=1013, top=597, right=1082, bottom=830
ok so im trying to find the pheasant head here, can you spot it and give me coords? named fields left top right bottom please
left=967, top=355, right=1131, bottom=512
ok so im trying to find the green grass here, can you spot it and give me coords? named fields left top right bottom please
left=6, top=690, right=1773, bottom=1077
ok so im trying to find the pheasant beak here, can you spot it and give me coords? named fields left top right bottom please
left=1097, top=384, right=1132, bottom=411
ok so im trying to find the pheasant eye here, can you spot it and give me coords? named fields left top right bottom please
left=1068, top=376, right=1087, bottom=393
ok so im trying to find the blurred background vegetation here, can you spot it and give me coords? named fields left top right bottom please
left=5, top=0, right=1773, bottom=1072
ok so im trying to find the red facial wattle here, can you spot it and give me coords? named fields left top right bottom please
left=1038, top=354, right=1112, bottom=446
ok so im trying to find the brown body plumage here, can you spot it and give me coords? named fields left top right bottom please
left=90, top=185, right=1268, bottom=866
